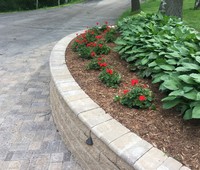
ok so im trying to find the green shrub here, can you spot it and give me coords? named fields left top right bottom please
left=99, top=67, right=121, bottom=88
left=115, top=12, right=200, bottom=120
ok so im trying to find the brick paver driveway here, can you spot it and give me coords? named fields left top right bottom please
left=0, top=0, right=129, bottom=169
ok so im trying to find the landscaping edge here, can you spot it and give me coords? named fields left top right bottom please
left=49, top=31, right=191, bottom=170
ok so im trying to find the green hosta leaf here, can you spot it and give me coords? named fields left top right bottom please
left=183, top=89, right=198, bottom=100
left=178, top=75, right=195, bottom=84
left=192, top=105, right=200, bottom=119
left=166, top=59, right=177, bottom=65
left=182, top=63, right=200, bottom=71
left=183, top=109, right=192, bottom=120
left=196, top=93, right=200, bottom=100
left=162, top=96, right=177, bottom=101
left=169, top=90, right=184, bottom=97
left=159, top=64, right=175, bottom=71
left=152, top=73, right=169, bottom=84
left=190, top=73, right=200, bottom=83
left=126, top=56, right=136, bottom=62
left=162, top=98, right=182, bottom=109
left=179, top=47, right=190, bottom=56
left=195, top=56, right=200, bottom=64
left=141, top=57, right=149, bottom=65
left=162, top=80, right=179, bottom=91
left=175, top=67, right=191, bottom=72
left=168, top=52, right=182, bottom=59
left=115, top=39, right=127, bottom=45
left=148, top=61, right=157, bottom=67
left=184, top=42, right=198, bottom=51
left=183, top=86, right=193, bottom=93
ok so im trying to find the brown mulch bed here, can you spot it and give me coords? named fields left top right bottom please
left=65, top=39, right=200, bottom=170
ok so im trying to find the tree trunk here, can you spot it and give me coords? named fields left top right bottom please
left=58, top=0, right=60, bottom=6
left=131, top=0, right=141, bottom=12
left=159, top=0, right=183, bottom=18
left=36, top=0, right=39, bottom=9
left=194, top=0, right=200, bottom=9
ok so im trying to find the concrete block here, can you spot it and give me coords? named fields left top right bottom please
left=78, top=108, right=112, bottom=128
left=110, top=132, right=152, bottom=166
left=134, top=147, right=168, bottom=170
left=92, top=119, right=130, bottom=145
left=68, top=98, right=100, bottom=115
left=157, top=157, right=182, bottom=170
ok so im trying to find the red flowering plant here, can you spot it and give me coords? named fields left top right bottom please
left=98, top=67, right=121, bottom=88
left=114, top=79, right=154, bottom=109
left=105, top=26, right=117, bottom=43
left=72, top=22, right=113, bottom=59
left=86, top=56, right=107, bottom=70
left=93, top=40, right=110, bottom=55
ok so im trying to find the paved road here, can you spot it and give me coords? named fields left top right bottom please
left=0, top=0, right=130, bottom=169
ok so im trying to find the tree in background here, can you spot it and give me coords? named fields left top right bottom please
left=194, top=0, right=200, bottom=9
left=159, top=0, right=183, bottom=18
left=131, top=0, right=141, bottom=12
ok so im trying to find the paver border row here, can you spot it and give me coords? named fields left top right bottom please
left=49, top=31, right=191, bottom=170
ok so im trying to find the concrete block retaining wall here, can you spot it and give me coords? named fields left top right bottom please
left=49, top=31, right=191, bottom=170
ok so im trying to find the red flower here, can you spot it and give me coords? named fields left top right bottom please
left=90, top=51, right=96, bottom=57
left=98, top=44, right=103, bottom=48
left=139, top=95, right=146, bottom=101
left=106, top=69, right=113, bottom=75
left=104, top=30, right=108, bottom=33
left=96, top=22, right=99, bottom=25
left=105, top=21, right=108, bottom=25
left=123, top=90, right=129, bottom=95
left=95, top=35, right=102, bottom=39
left=131, top=79, right=139, bottom=86
left=98, top=58, right=102, bottom=61
left=99, top=62, right=107, bottom=67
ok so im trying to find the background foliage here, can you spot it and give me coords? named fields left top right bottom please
left=0, top=0, right=79, bottom=12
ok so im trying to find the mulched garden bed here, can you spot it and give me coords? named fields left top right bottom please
left=65, top=38, right=200, bottom=170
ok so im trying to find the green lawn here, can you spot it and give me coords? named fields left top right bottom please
left=119, top=0, right=200, bottom=31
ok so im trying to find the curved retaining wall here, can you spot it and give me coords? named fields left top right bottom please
left=49, top=31, right=191, bottom=170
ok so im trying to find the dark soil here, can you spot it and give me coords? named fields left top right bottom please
left=65, top=39, right=200, bottom=170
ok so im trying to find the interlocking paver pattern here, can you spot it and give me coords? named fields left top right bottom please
left=0, top=0, right=130, bottom=169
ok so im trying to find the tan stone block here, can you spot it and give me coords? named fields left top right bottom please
left=134, top=147, right=168, bottom=170
left=29, top=141, right=42, bottom=150
left=78, top=108, right=112, bottom=128
left=92, top=119, right=130, bottom=145
left=157, top=157, right=182, bottom=170
left=8, top=161, right=21, bottom=170
left=68, top=98, right=100, bottom=115
left=91, top=132, right=117, bottom=164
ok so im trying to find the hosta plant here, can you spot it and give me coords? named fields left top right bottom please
left=115, top=12, right=200, bottom=120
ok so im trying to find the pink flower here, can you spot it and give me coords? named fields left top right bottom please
left=96, top=22, right=99, bottom=25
